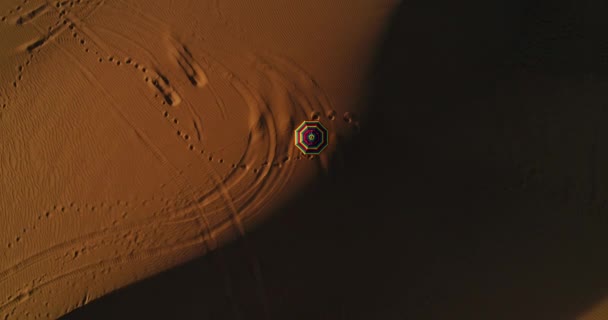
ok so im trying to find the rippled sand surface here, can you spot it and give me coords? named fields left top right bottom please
left=0, top=0, right=398, bottom=317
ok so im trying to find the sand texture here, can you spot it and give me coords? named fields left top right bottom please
left=0, top=0, right=398, bottom=318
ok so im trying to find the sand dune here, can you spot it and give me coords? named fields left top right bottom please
left=0, top=0, right=398, bottom=318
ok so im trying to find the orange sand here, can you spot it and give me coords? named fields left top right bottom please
left=0, top=0, right=398, bottom=318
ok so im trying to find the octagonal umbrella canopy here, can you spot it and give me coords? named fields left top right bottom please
left=294, top=121, right=329, bottom=155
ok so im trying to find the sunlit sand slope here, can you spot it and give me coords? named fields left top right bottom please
left=0, top=0, right=398, bottom=318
